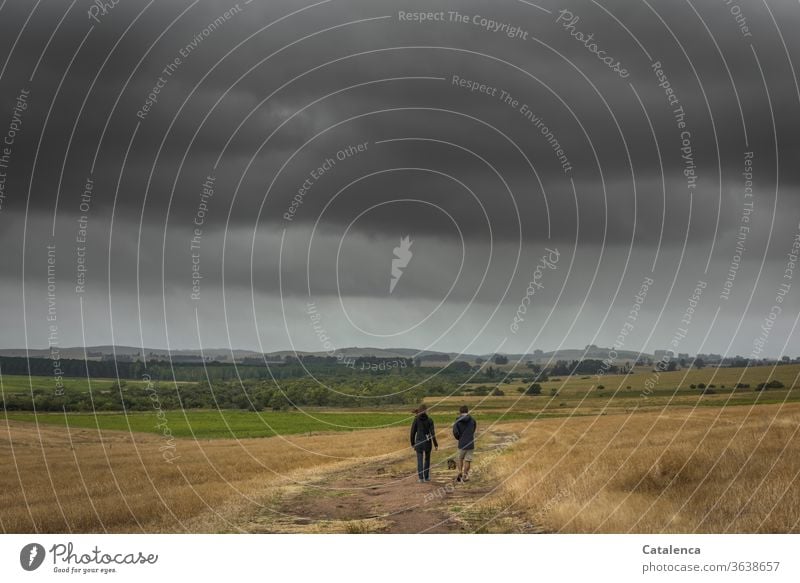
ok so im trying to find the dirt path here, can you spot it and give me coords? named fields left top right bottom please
left=239, top=428, right=542, bottom=534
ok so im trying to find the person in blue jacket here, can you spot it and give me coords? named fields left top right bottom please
left=453, top=405, right=477, bottom=482
left=410, top=404, right=438, bottom=482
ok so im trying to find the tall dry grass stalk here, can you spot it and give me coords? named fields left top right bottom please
left=483, top=403, right=800, bottom=532
left=0, top=419, right=406, bottom=533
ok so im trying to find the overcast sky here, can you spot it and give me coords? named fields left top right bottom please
left=1, top=0, right=799, bottom=358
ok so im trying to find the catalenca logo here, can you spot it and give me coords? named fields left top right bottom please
left=390, top=235, right=413, bottom=293
left=20, top=543, right=46, bottom=571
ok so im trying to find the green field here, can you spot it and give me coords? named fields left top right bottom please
left=3, top=410, right=412, bottom=438
left=3, top=409, right=550, bottom=439
left=4, top=364, right=799, bottom=439
left=0, top=374, right=185, bottom=394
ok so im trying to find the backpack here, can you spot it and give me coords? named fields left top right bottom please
left=415, top=416, right=432, bottom=444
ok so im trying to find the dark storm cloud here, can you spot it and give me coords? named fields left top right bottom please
left=2, top=0, right=797, bottom=231
left=1, top=0, right=799, bottom=354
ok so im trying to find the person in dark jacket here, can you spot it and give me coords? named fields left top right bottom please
left=452, top=405, right=477, bottom=482
left=410, top=404, right=438, bottom=482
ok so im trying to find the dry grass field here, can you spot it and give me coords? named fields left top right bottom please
left=477, top=403, right=800, bottom=533
left=3, top=401, right=799, bottom=533
left=475, top=363, right=800, bottom=394
left=0, top=418, right=405, bottom=533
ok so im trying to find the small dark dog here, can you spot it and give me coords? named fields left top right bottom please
left=447, top=458, right=457, bottom=470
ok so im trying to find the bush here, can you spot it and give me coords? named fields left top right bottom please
left=517, top=387, right=526, bottom=393
left=756, top=380, right=784, bottom=391
left=525, top=383, right=542, bottom=395
left=550, top=388, right=559, bottom=396
left=689, top=384, right=697, bottom=389
left=492, top=388, right=505, bottom=396
left=597, top=385, right=605, bottom=390
left=697, top=383, right=706, bottom=389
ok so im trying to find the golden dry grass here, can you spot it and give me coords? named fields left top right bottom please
left=0, top=419, right=406, bottom=533
left=5, top=402, right=800, bottom=534
left=482, top=403, right=800, bottom=533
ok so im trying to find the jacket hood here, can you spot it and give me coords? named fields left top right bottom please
left=456, top=414, right=472, bottom=424
left=417, top=412, right=430, bottom=421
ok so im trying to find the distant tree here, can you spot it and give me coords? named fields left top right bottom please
left=525, top=383, right=542, bottom=396
left=533, top=371, right=550, bottom=383
left=756, top=380, right=785, bottom=391
left=694, top=358, right=706, bottom=369
left=667, top=360, right=678, bottom=372
left=527, top=362, right=542, bottom=373
left=493, top=354, right=509, bottom=365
